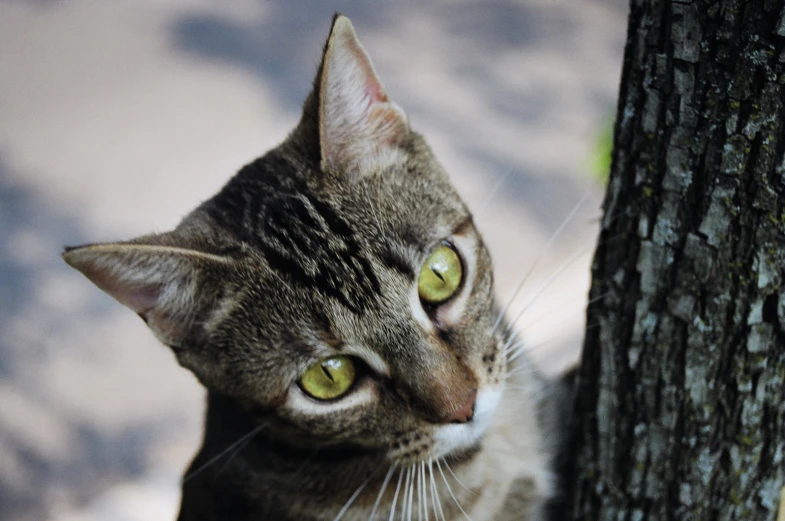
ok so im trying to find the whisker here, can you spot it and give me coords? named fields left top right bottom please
left=501, top=330, right=535, bottom=362
left=505, top=338, right=556, bottom=365
left=421, top=461, right=429, bottom=521
left=370, top=463, right=397, bottom=521
left=585, top=321, right=601, bottom=332
left=407, top=463, right=415, bottom=521
left=388, top=465, right=405, bottom=521
left=183, top=422, right=267, bottom=482
left=401, top=465, right=412, bottom=521
left=505, top=360, right=537, bottom=378
left=504, top=321, right=603, bottom=376
left=333, top=465, right=380, bottom=521
left=503, top=363, right=537, bottom=382
left=502, top=239, right=596, bottom=339
left=518, top=338, right=559, bottom=356
left=443, top=459, right=475, bottom=496
left=285, top=447, right=321, bottom=487
left=505, top=363, right=538, bottom=382
left=212, top=434, right=257, bottom=479
left=504, top=339, right=537, bottom=362
left=495, top=217, right=629, bottom=356
left=501, top=290, right=607, bottom=360
left=417, top=463, right=423, bottom=521
left=503, top=337, right=525, bottom=358
left=490, top=191, right=592, bottom=337
left=429, top=459, right=446, bottom=521
left=497, top=226, right=639, bottom=354
left=586, top=291, right=610, bottom=306
left=506, top=349, right=537, bottom=369
left=505, top=346, right=530, bottom=365
left=435, top=459, right=474, bottom=521
left=517, top=290, right=609, bottom=336
left=473, top=168, right=513, bottom=220
left=505, top=293, right=609, bottom=366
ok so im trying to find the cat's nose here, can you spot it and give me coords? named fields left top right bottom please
left=446, top=390, right=477, bottom=424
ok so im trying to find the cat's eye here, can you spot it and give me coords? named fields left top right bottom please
left=418, top=243, right=463, bottom=305
left=299, top=355, right=357, bottom=400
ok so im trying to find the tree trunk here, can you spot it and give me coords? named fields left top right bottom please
left=567, top=0, right=785, bottom=520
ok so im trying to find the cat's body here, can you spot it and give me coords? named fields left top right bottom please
left=64, top=16, right=572, bottom=520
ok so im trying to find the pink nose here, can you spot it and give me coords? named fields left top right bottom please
left=445, top=390, right=477, bottom=424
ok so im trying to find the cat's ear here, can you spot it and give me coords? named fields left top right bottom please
left=63, top=239, right=233, bottom=347
left=316, top=15, right=409, bottom=176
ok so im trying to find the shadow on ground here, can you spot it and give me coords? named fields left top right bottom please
left=171, top=2, right=553, bottom=112
left=0, top=154, right=172, bottom=520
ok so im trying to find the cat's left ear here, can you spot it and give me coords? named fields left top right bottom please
left=316, top=15, right=410, bottom=177
left=63, top=238, right=234, bottom=348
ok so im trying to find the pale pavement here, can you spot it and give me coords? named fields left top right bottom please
left=0, top=1, right=626, bottom=519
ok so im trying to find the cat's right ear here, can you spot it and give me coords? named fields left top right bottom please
left=305, top=15, right=410, bottom=178
left=62, top=241, right=233, bottom=348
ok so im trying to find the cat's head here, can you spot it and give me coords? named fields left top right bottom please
left=64, top=15, right=505, bottom=466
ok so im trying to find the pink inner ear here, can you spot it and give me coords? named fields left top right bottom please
left=83, top=264, right=160, bottom=316
left=119, top=285, right=160, bottom=316
left=341, top=32, right=388, bottom=106
left=364, top=73, right=388, bottom=105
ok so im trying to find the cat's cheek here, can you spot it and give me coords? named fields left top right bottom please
left=169, top=350, right=291, bottom=407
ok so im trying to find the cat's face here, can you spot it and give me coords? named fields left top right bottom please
left=64, top=15, right=505, bottom=468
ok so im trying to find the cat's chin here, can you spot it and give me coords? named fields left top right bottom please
left=430, top=386, right=503, bottom=461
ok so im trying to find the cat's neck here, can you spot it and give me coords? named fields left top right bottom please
left=180, top=392, right=387, bottom=520
left=193, top=392, right=385, bottom=476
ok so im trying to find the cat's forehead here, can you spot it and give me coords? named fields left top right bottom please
left=208, top=138, right=469, bottom=247
left=325, top=142, right=469, bottom=242
left=200, top=147, right=472, bottom=336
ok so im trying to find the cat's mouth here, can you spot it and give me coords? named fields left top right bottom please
left=429, top=386, right=502, bottom=461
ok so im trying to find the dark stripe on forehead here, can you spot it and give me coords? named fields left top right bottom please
left=263, top=194, right=381, bottom=313
left=378, top=246, right=415, bottom=279
left=205, top=155, right=381, bottom=314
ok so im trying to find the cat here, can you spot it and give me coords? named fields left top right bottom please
left=63, top=14, right=573, bottom=521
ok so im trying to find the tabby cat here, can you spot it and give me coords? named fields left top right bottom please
left=64, top=15, right=572, bottom=521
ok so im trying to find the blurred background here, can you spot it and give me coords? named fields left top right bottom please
left=0, top=1, right=626, bottom=519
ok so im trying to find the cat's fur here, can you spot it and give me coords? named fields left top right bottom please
left=64, top=15, right=571, bottom=521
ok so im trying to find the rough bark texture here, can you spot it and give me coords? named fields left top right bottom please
left=568, top=0, right=785, bottom=520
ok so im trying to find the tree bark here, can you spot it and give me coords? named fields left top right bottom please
left=567, top=1, right=785, bottom=520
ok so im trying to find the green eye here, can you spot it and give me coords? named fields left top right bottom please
left=418, top=244, right=463, bottom=304
left=299, top=356, right=357, bottom=400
